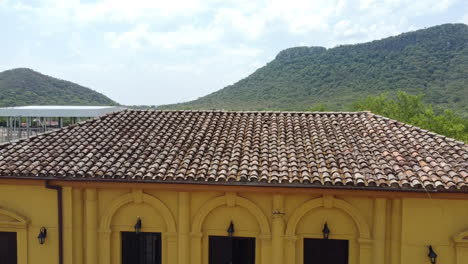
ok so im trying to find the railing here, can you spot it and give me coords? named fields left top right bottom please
left=0, top=127, right=59, bottom=143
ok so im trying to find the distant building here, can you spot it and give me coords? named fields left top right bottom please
left=0, top=110, right=467, bottom=264
left=0, top=105, right=124, bottom=142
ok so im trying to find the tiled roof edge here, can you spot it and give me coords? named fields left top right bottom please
left=132, top=109, right=369, bottom=115
left=0, top=110, right=366, bottom=148
left=366, top=112, right=468, bottom=147
left=1, top=174, right=468, bottom=193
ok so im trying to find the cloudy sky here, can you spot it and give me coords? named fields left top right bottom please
left=1, top=0, right=467, bottom=106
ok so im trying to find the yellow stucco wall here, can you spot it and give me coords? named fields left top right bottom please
left=1, top=181, right=468, bottom=264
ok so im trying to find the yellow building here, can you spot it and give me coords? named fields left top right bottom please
left=0, top=110, right=467, bottom=264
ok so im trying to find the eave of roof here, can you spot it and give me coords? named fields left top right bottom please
left=1, top=174, right=468, bottom=194
left=0, top=110, right=467, bottom=192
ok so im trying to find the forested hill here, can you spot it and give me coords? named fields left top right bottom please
left=0, top=68, right=117, bottom=107
left=160, top=23, right=468, bottom=115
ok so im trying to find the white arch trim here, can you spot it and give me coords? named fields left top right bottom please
left=191, top=193, right=271, bottom=239
left=99, top=191, right=176, bottom=232
left=285, top=196, right=371, bottom=239
left=0, top=207, right=29, bottom=264
left=0, top=208, right=28, bottom=228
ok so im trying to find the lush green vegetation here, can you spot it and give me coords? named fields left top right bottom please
left=0, top=68, right=117, bottom=107
left=161, top=24, right=468, bottom=117
left=127, top=105, right=158, bottom=110
left=352, top=92, right=468, bottom=142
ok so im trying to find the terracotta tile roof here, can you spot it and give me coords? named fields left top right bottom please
left=0, top=110, right=467, bottom=192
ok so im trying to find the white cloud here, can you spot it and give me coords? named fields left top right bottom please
left=102, top=0, right=342, bottom=50
left=212, top=8, right=268, bottom=40
left=430, top=0, right=456, bottom=12
left=462, top=14, right=468, bottom=24
left=2, top=0, right=465, bottom=105
left=386, top=0, right=456, bottom=15
left=223, top=45, right=263, bottom=57
left=359, top=0, right=376, bottom=10
left=67, top=32, right=84, bottom=58
left=334, top=20, right=354, bottom=36
left=325, top=0, right=460, bottom=46
left=335, top=0, right=348, bottom=16
left=105, top=23, right=223, bottom=50
left=9, top=0, right=462, bottom=44
left=13, top=0, right=207, bottom=24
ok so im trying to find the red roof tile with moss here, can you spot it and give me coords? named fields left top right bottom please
left=0, top=110, right=467, bottom=192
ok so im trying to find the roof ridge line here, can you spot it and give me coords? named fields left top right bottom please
left=127, top=109, right=369, bottom=115
left=370, top=112, right=468, bottom=146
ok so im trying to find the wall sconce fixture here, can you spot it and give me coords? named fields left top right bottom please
left=134, top=217, right=142, bottom=234
left=272, top=211, right=286, bottom=216
left=227, top=221, right=235, bottom=238
left=322, top=222, right=330, bottom=240
left=37, top=227, right=47, bottom=245
left=428, top=245, right=437, bottom=264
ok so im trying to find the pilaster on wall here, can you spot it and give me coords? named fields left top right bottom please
left=455, top=242, right=468, bottom=264
left=373, top=198, right=387, bottom=264
left=390, top=199, right=402, bottom=264
left=63, top=187, right=73, bottom=264
left=73, top=188, right=84, bottom=264
left=359, top=238, right=373, bottom=263
left=166, top=232, right=178, bottom=264
left=72, top=188, right=84, bottom=264
left=85, top=188, right=98, bottom=264
left=454, top=230, right=468, bottom=263
left=190, top=232, right=203, bottom=264
left=272, top=195, right=285, bottom=264
left=284, top=235, right=297, bottom=264
left=259, top=235, right=272, bottom=264
left=178, top=192, right=190, bottom=264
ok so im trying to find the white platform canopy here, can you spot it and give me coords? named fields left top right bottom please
left=0, top=105, right=125, bottom=117
left=0, top=105, right=125, bottom=142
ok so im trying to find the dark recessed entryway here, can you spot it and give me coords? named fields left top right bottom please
left=122, top=232, right=161, bottom=264
left=304, top=238, right=349, bottom=264
left=0, top=232, right=17, bottom=264
left=209, top=235, right=255, bottom=264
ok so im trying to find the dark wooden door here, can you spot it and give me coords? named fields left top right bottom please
left=122, top=232, right=161, bottom=264
left=209, top=236, right=255, bottom=264
left=304, top=238, right=348, bottom=264
left=0, top=232, right=17, bottom=264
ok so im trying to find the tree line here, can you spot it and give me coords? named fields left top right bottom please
left=311, top=91, right=468, bottom=143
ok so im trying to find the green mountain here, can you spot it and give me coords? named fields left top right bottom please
left=160, top=24, right=468, bottom=115
left=0, top=68, right=117, bottom=107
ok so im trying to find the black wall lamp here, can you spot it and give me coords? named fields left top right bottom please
left=227, top=221, right=235, bottom=238
left=428, top=245, right=437, bottom=264
left=322, top=222, right=330, bottom=240
left=134, top=217, right=142, bottom=234
left=37, top=227, right=47, bottom=245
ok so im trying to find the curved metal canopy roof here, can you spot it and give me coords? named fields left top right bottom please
left=0, top=105, right=125, bottom=117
